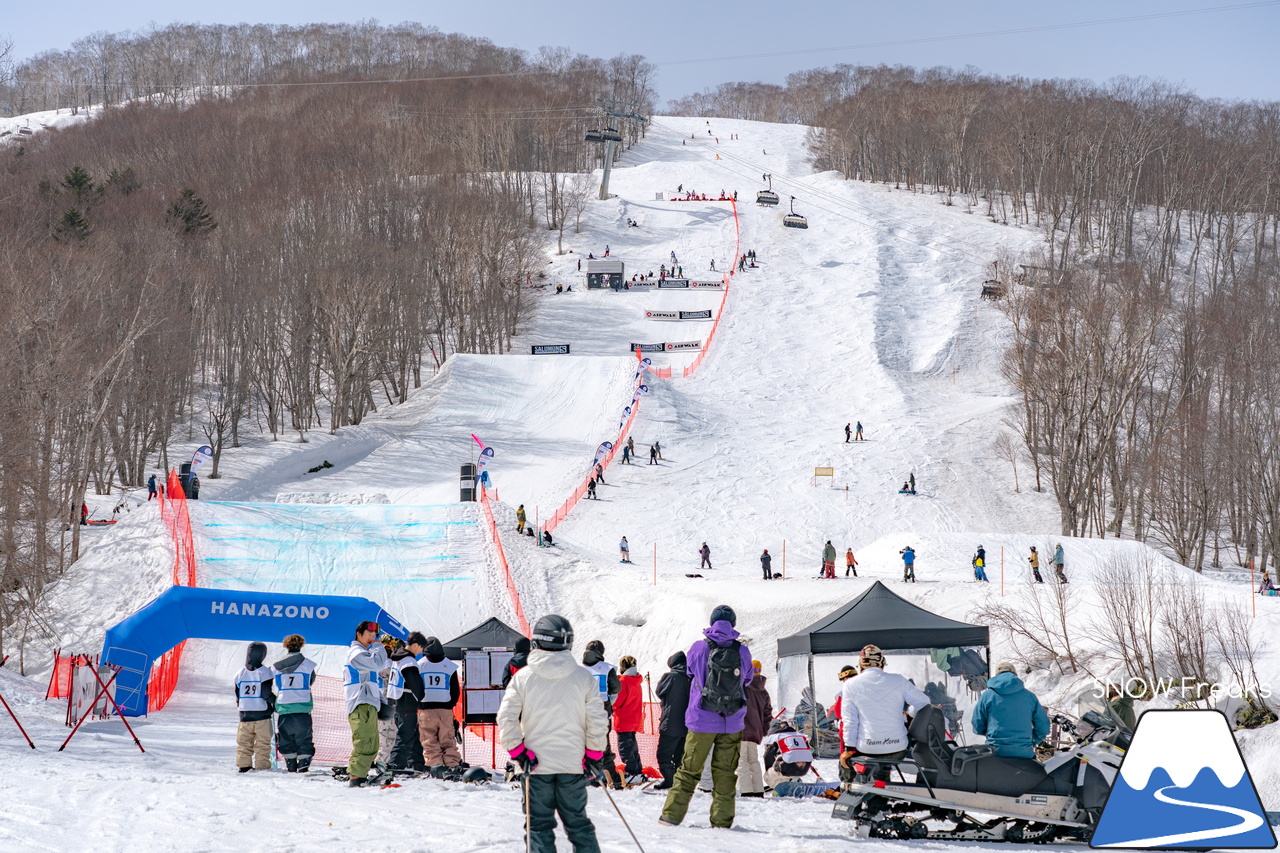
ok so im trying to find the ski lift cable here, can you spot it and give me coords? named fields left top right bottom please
left=650, top=119, right=995, bottom=265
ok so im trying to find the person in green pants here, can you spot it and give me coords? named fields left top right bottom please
left=343, top=620, right=389, bottom=787
left=660, top=604, right=755, bottom=829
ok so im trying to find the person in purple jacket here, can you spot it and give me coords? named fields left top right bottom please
left=659, top=604, right=754, bottom=829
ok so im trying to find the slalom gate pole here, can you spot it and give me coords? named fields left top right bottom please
left=595, top=770, right=646, bottom=853
left=0, top=657, right=36, bottom=748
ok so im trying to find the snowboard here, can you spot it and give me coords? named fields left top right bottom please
left=772, top=780, right=840, bottom=798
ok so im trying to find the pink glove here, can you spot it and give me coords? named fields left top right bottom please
left=583, top=749, right=605, bottom=777
left=510, top=743, right=538, bottom=772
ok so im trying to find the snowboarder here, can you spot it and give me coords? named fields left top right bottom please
left=343, top=620, right=389, bottom=786
left=909, top=472, right=916, bottom=492
left=900, top=546, right=916, bottom=582
left=649, top=444, right=658, bottom=465
left=587, top=477, right=597, bottom=499
left=654, top=440, right=663, bottom=460
left=614, top=655, right=646, bottom=785
left=970, top=662, right=1049, bottom=759
left=760, top=549, right=772, bottom=580
left=497, top=614, right=608, bottom=853
left=516, top=504, right=526, bottom=534
left=710, top=259, right=715, bottom=271
left=822, top=540, right=837, bottom=578
left=659, top=604, right=754, bottom=829
left=620, top=536, right=631, bottom=563
left=272, top=634, right=317, bottom=773
left=763, top=719, right=816, bottom=793
left=1028, top=546, right=1044, bottom=583
left=699, top=542, right=712, bottom=569
left=627, top=435, right=635, bottom=455
left=738, top=660, right=772, bottom=798
left=234, top=641, right=275, bottom=773
left=838, top=644, right=931, bottom=782
left=147, top=474, right=157, bottom=501
left=844, top=423, right=851, bottom=442
left=417, top=637, right=462, bottom=773
left=582, top=640, right=624, bottom=789
left=899, top=481, right=916, bottom=495
left=845, top=548, right=858, bottom=577
left=387, top=633, right=426, bottom=772
left=855, top=421, right=864, bottom=441
left=972, top=545, right=989, bottom=582
left=654, top=651, right=690, bottom=790
left=594, top=463, right=604, bottom=485
left=621, top=444, right=632, bottom=464
left=604, top=244, right=610, bottom=257
left=1052, top=543, right=1067, bottom=583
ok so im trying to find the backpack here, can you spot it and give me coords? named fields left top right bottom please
left=700, top=639, right=746, bottom=716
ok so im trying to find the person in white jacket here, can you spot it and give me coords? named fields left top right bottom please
left=344, top=620, right=390, bottom=787
left=839, top=644, right=931, bottom=781
left=497, top=614, right=609, bottom=853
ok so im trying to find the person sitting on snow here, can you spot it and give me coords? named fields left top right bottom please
left=762, top=719, right=815, bottom=794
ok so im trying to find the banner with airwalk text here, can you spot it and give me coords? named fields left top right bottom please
left=101, top=587, right=407, bottom=715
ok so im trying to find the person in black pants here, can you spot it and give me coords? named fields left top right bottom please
left=390, top=633, right=427, bottom=771
left=653, top=651, right=691, bottom=789
left=760, top=549, right=773, bottom=580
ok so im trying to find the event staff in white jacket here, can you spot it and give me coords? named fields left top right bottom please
left=498, top=614, right=608, bottom=853
left=839, top=644, right=932, bottom=781
left=344, top=620, right=390, bottom=787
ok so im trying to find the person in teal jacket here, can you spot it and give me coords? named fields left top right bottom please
left=970, top=662, right=1049, bottom=760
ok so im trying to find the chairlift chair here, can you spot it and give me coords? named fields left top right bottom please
left=756, top=173, right=780, bottom=206
left=783, top=196, right=808, bottom=229
left=601, top=128, right=623, bottom=143
left=584, top=129, right=605, bottom=144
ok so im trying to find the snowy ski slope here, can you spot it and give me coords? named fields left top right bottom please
left=9, top=115, right=1280, bottom=852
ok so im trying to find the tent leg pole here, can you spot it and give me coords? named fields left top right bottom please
left=807, top=656, right=816, bottom=752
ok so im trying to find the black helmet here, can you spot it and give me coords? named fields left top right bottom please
left=461, top=766, right=492, bottom=784
left=531, top=614, right=573, bottom=651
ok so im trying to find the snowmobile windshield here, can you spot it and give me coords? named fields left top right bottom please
left=1075, top=690, right=1133, bottom=747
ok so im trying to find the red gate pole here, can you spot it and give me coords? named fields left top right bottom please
left=0, top=657, right=36, bottom=749
left=59, top=666, right=144, bottom=753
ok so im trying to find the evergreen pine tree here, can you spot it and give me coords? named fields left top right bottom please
left=61, top=165, right=95, bottom=202
left=56, top=207, right=91, bottom=241
left=168, top=188, right=217, bottom=235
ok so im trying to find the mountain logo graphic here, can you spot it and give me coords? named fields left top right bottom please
left=1091, top=709, right=1276, bottom=849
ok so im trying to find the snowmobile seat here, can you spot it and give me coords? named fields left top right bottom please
left=907, top=705, right=1050, bottom=797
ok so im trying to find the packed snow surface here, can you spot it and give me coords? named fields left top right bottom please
left=7, top=114, right=1280, bottom=852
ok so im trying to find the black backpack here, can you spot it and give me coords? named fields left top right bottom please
left=700, top=639, right=746, bottom=716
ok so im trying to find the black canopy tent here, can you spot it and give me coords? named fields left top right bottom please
left=441, top=616, right=525, bottom=661
left=777, top=580, right=989, bottom=656
left=776, top=581, right=990, bottom=751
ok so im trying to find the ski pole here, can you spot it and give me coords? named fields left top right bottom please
left=595, top=771, right=646, bottom=853
left=523, top=773, right=532, bottom=853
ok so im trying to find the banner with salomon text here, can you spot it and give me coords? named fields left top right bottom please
left=679, top=310, right=713, bottom=320
left=530, top=344, right=570, bottom=355
left=631, top=343, right=665, bottom=353
left=657, top=279, right=690, bottom=289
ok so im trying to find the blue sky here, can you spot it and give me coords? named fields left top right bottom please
left=5, top=1, right=1279, bottom=103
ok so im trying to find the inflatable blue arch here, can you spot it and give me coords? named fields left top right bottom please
left=101, top=587, right=407, bottom=716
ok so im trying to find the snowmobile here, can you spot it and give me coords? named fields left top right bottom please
left=831, top=699, right=1130, bottom=843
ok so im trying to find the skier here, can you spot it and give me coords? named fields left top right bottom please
left=659, top=605, right=754, bottom=829
left=497, top=614, right=608, bottom=853
left=900, top=546, right=916, bottom=582
left=417, top=636, right=462, bottom=774
left=699, top=542, right=712, bottom=569
left=973, top=545, right=989, bottom=582
left=845, top=422, right=851, bottom=442
left=845, top=548, right=858, bottom=577
left=614, top=655, right=647, bottom=785
left=147, top=474, right=157, bottom=501
left=582, top=640, right=624, bottom=789
left=234, top=641, right=275, bottom=773
left=516, top=504, right=527, bottom=534
left=654, top=651, right=690, bottom=790
left=909, top=472, right=916, bottom=492
left=621, top=444, right=632, bottom=465
left=822, top=540, right=837, bottom=578
left=1028, top=546, right=1044, bottom=583
left=760, top=548, right=772, bottom=580
left=620, top=536, right=631, bottom=563
left=655, top=440, right=663, bottom=459
left=343, top=620, right=388, bottom=787
left=273, top=634, right=317, bottom=773
left=587, top=476, right=597, bottom=499
left=649, top=444, right=659, bottom=464
left=387, top=633, right=426, bottom=772
left=1052, top=543, right=1067, bottom=583
left=838, top=645, right=931, bottom=782
left=855, top=421, right=864, bottom=441
left=970, top=662, right=1049, bottom=760
left=738, top=659, right=772, bottom=798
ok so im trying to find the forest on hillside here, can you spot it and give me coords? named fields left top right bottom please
left=0, top=22, right=655, bottom=657
left=677, top=66, right=1280, bottom=576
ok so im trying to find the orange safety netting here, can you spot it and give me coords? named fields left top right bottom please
left=541, top=396, right=642, bottom=535
left=147, top=641, right=186, bottom=713
left=45, top=650, right=75, bottom=699
left=477, top=486, right=529, bottom=635
left=144, top=468, right=199, bottom=711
